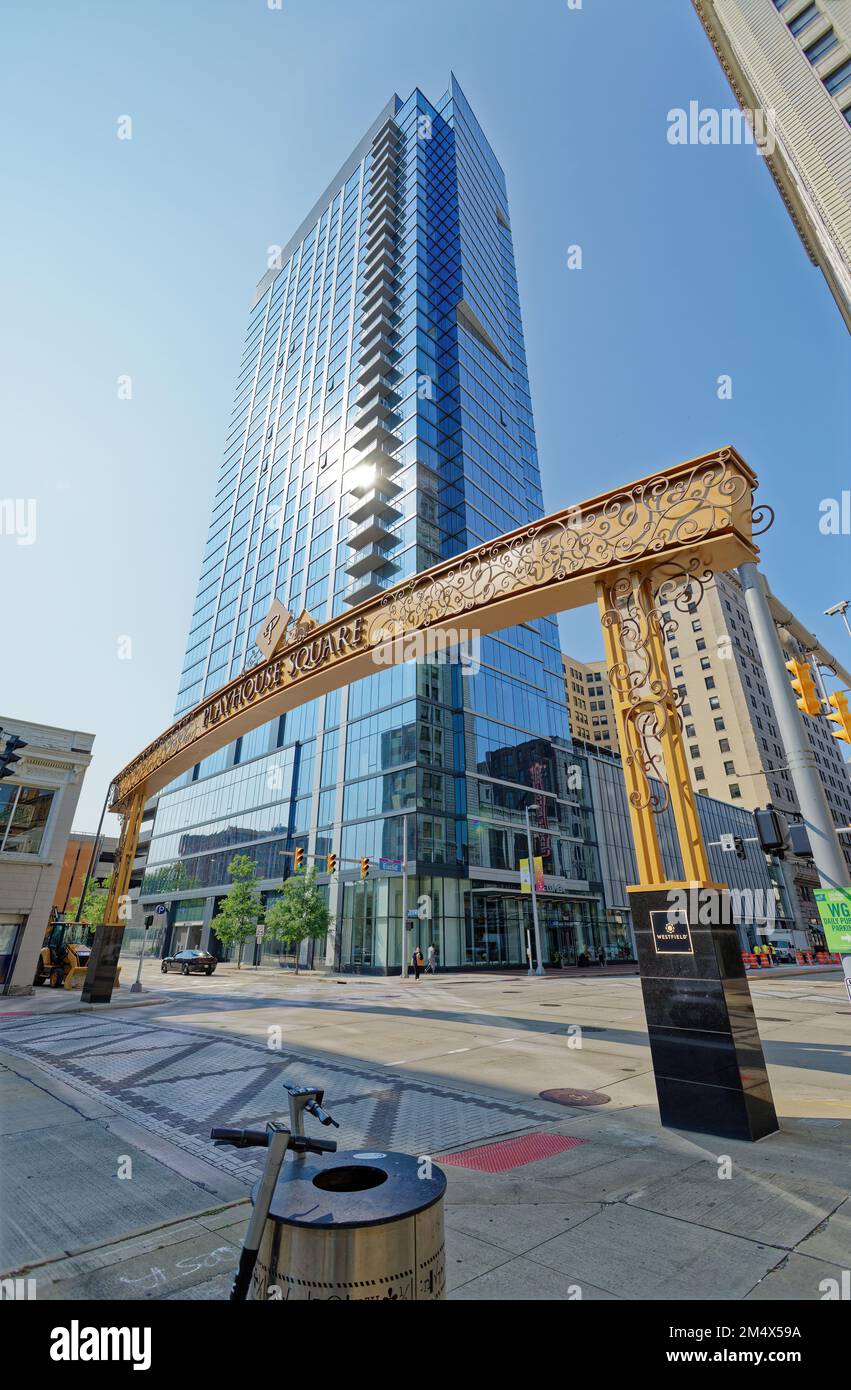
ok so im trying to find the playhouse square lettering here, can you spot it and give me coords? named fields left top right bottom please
left=202, top=616, right=367, bottom=730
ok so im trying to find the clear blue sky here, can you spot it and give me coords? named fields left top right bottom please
left=2, top=0, right=849, bottom=834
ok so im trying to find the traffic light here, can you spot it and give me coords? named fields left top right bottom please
left=754, top=806, right=788, bottom=855
left=785, top=659, right=821, bottom=717
left=733, top=836, right=746, bottom=860
left=826, top=690, right=851, bottom=745
left=0, top=733, right=27, bottom=781
left=293, top=847, right=304, bottom=872
left=327, top=852, right=338, bottom=875
left=360, top=856, right=370, bottom=881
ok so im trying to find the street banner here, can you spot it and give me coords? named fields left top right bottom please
left=813, top=887, right=851, bottom=953
left=520, top=856, right=544, bottom=894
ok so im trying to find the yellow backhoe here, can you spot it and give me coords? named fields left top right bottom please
left=34, top=916, right=120, bottom=990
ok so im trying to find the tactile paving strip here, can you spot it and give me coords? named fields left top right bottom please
left=435, top=1132, right=586, bottom=1172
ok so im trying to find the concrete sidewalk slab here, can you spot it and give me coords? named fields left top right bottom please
left=524, top=1203, right=787, bottom=1300
left=626, top=1161, right=849, bottom=1249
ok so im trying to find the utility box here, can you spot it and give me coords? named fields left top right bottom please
left=250, top=1149, right=446, bottom=1301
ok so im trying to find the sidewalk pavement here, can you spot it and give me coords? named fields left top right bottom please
left=3, top=1012, right=849, bottom=1302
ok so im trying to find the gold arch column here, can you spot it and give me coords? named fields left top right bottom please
left=80, top=783, right=147, bottom=1004
left=597, top=571, right=711, bottom=887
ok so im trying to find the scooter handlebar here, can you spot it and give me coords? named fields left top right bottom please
left=289, top=1135, right=338, bottom=1154
left=210, top=1127, right=269, bottom=1148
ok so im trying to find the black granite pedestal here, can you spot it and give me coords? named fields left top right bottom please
left=629, top=885, right=779, bottom=1142
left=80, top=925, right=123, bottom=1004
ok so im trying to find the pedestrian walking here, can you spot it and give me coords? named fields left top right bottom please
left=426, top=943, right=438, bottom=974
left=597, top=946, right=606, bottom=968
left=412, top=946, right=424, bottom=981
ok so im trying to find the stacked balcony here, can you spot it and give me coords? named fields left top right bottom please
left=344, top=117, right=405, bottom=606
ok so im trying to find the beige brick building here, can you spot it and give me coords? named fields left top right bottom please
left=658, top=570, right=851, bottom=924
left=562, top=654, right=621, bottom=754
left=693, top=0, right=851, bottom=329
left=0, top=719, right=95, bottom=995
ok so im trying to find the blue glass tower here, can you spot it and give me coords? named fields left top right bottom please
left=140, top=77, right=606, bottom=970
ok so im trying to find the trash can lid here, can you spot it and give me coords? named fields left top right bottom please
left=260, top=1149, right=446, bottom=1230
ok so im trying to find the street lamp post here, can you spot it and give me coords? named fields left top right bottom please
left=824, top=599, right=851, bottom=642
left=524, top=804, right=545, bottom=977
left=401, top=812, right=409, bottom=981
left=130, top=913, right=152, bottom=994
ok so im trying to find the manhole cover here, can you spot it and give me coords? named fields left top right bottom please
left=436, top=1132, right=586, bottom=1172
left=539, top=1087, right=611, bottom=1107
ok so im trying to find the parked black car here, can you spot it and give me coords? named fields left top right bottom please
left=161, top=950, right=217, bottom=977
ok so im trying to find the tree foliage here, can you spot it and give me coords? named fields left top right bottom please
left=68, top=881, right=109, bottom=927
left=210, top=855, right=263, bottom=968
left=264, top=866, right=330, bottom=974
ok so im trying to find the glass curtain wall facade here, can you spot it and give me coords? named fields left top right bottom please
left=140, top=77, right=585, bottom=971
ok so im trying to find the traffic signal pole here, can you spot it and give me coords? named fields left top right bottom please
left=738, top=564, right=851, bottom=898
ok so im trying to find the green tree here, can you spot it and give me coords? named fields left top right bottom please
left=210, top=855, right=263, bottom=969
left=264, top=866, right=330, bottom=974
left=68, top=881, right=109, bottom=927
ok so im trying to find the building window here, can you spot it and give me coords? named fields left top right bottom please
left=0, top=784, right=56, bottom=855
left=719, top=738, right=731, bottom=753
left=805, top=28, right=840, bottom=63
left=709, top=696, right=721, bottom=710
left=825, top=58, right=851, bottom=95
left=714, top=717, right=726, bottom=731
left=788, top=4, right=819, bottom=38
left=694, top=767, right=706, bottom=781
left=704, top=676, right=716, bottom=690
left=724, top=761, right=736, bottom=776
left=729, top=783, right=742, bottom=800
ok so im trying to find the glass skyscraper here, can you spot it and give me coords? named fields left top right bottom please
left=139, top=76, right=606, bottom=970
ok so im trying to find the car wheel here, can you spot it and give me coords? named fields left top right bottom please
left=161, top=962, right=168, bottom=973
left=205, top=966, right=213, bottom=975
left=181, top=964, right=190, bottom=976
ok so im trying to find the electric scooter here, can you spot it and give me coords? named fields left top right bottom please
left=211, top=1083, right=339, bottom=1301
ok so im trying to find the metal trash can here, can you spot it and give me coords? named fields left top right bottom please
left=250, top=1149, right=446, bottom=1301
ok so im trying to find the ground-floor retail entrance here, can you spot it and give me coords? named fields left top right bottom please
left=332, top=875, right=634, bottom=973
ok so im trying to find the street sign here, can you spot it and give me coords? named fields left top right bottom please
left=255, top=925, right=266, bottom=943
left=719, top=833, right=735, bottom=853
left=380, top=857, right=402, bottom=872
left=813, top=888, right=851, bottom=954
left=154, top=904, right=167, bottom=915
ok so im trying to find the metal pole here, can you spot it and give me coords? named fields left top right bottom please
left=524, top=804, right=545, bottom=976
left=739, top=564, right=851, bottom=895
left=130, top=917, right=148, bottom=993
left=72, top=783, right=111, bottom=924
left=401, top=812, right=409, bottom=980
